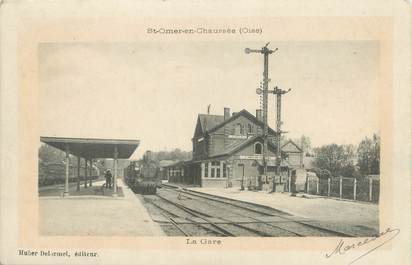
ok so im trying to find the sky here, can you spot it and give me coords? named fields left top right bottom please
left=39, top=41, right=380, bottom=159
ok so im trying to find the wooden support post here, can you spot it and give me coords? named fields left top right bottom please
left=339, top=176, right=343, bottom=199
left=288, top=170, right=291, bottom=193
left=305, top=174, right=308, bottom=193
left=228, top=161, right=233, bottom=186
left=114, top=146, right=118, bottom=195
left=353, top=178, right=357, bottom=200
left=64, top=144, right=70, bottom=196
left=208, top=162, right=212, bottom=178
left=316, top=178, right=319, bottom=195
left=327, top=178, right=331, bottom=197
left=219, top=161, right=224, bottom=178
left=369, top=178, right=373, bottom=202
left=84, top=158, right=88, bottom=188
left=77, top=156, right=80, bottom=191
left=199, top=163, right=203, bottom=187
left=201, top=163, right=205, bottom=178
left=89, top=159, right=92, bottom=186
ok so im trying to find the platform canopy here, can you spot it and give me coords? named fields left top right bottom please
left=40, top=136, right=140, bottom=159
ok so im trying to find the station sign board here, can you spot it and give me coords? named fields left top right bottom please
left=238, top=155, right=277, bottom=160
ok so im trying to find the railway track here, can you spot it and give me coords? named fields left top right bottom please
left=144, top=195, right=229, bottom=236
left=163, top=186, right=355, bottom=237
left=141, top=185, right=355, bottom=237
left=148, top=199, right=228, bottom=236
left=156, top=193, right=271, bottom=237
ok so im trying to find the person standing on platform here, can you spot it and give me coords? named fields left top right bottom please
left=105, top=169, right=112, bottom=189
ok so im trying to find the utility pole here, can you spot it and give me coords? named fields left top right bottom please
left=245, top=43, right=278, bottom=184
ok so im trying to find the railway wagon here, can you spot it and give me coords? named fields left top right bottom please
left=39, top=162, right=98, bottom=187
left=124, top=152, right=161, bottom=195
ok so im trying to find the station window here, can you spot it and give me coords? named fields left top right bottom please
left=248, top=124, right=252, bottom=134
left=223, top=163, right=227, bottom=178
left=209, top=161, right=221, bottom=178
left=235, top=123, right=242, bottom=135
left=255, top=143, right=262, bottom=154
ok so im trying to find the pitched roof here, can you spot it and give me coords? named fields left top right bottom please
left=197, top=109, right=277, bottom=135
left=209, top=135, right=279, bottom=158
left=281, top=140, right=303, bottom=152
left=198, top=114, right=225, bottom=133
left=209, top=109, right=277, bottom=135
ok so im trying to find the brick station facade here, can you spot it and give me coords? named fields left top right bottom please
left=166, top=108, right=304, bottom=189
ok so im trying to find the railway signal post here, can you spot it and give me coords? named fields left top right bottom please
left=245, top=43, right=278, bottom=188
left=269, top=86, right=291, bottom=192
left=246, top=43, right=291, bottom=192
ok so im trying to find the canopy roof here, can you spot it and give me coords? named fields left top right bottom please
left=40, top=136, right=140, bottom=159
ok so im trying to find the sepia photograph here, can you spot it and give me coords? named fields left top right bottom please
left=1, top=1, right=411, bottom=265
left=38, top=41, right=380, bottom=237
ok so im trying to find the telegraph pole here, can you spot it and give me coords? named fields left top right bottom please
left=245, top=43, right=278, bottom=182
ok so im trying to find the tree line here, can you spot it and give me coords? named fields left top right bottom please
left=140, top=149, right=192, bottom=164
left=304, top=134, right=380, bottom=179
left=38, top=144, right=119, bottom=175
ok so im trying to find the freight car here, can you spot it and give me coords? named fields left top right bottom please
left=124, top=151, right=161, bottom=195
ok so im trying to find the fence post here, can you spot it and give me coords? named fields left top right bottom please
left=327, top=178, right=331, bottom=197
left=339, top=176, right=343, bottom=199
left=369, top=178, right=373, bottom=202
left=353, top=178, right=357, bottom=200
left=316, top=178, right=319, bottom=195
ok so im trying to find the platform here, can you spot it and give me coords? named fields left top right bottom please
left=166, top=183, right=379, bottom=236
left=39, top=180, right=165, bottom=236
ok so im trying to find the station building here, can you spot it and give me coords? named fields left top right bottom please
left=158, top=160, right=177, bottom=180
left=165, top=108, right=304, bottom=189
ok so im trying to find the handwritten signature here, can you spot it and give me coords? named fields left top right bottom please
left=325, top=227, right=400, bottom=264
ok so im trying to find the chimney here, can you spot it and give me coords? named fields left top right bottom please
left=224, top=107, right=230, bottom=120
left=256, top=109, right=263, bottom=121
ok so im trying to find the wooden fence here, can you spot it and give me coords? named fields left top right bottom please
left=305, top=176, right=379, bottom=203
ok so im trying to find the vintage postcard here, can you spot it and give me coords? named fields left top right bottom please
left=0, top=0, right=411, bottom=264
